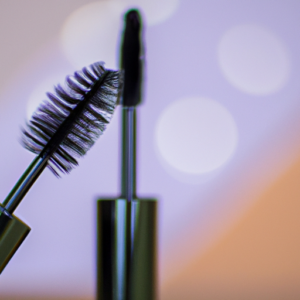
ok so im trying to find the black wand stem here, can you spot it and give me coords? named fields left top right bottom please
left=2, top=156, right=48, bottom=214
left=121, top=106, right=137, bottom=202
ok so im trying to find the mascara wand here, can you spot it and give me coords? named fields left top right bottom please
left=97, top=10, right=157, bottom=300
left=120, top=9, right=142, bottom=203
left=0, top=62, right=121, bottom=274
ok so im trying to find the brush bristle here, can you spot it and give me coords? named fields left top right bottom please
left=22, top=62, right=120, bottom=176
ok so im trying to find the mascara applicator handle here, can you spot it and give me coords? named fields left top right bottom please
left=2, top=155, right=47, bottom=214
left=0, top=156, right=45, bottom=273
left=0, top=153, right=48, bottom=274
left=120, top=9, right=142, bottom=202
left=1, top=62, right=120, bottom=274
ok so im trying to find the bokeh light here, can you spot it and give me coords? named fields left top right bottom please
left=60, top=1, right=123, bottom=70
left=113, top=0, right=180, bottom=26
left=27, top=74, right=68, bottom=120
left=2, top=1, right=300, bottom=299
left=60, top=0, right=180, bottom=70
left=218, top=24, right=290, bottom=95
left=155, top=97, right=238, bottom=174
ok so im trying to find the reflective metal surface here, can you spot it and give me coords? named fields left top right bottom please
left=97, top=198, right=157, bottom=300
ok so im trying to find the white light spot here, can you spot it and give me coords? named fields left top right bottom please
left=113, top=0, right=180, bottom=26
left=60, top=2, right=124, bottom=70
left=61, top=0, right=180, bottom=69
left=218, top=24, right=290, bottom=95
left=27, top=74, right=67, bottom=120
left=155, top=97, right=238, bottom=174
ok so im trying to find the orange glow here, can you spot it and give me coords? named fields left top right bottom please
left=162, top=155, right=300, bottom=299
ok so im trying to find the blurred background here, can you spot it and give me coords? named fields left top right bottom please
left=0, top=0, right=300, bottom=299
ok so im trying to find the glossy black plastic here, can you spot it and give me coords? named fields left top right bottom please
left=0, top=204, right=30, bottom=274
left=97, top=198, right=157, bottom=300
left=120, top=9, right=143, bottom=107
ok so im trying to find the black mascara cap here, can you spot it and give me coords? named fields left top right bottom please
left=120, top=9, right=143, bottom=107
left=0, top=204, right=30, bottom=273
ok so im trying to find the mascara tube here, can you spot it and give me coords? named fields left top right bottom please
left=96, top=9, right=157, bottom=300
left=97, top=198, right=157, bottom=300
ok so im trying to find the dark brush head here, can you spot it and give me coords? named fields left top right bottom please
left=22, top=62, right=120, bottom=176
left=120, top=9, right=143, bottom=106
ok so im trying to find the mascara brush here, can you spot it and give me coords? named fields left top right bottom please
left=97, top=10, right=157, bottom=300
left=0, top=62, right=121, bottom=273
left=120, top=9, right=141, bottom=202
